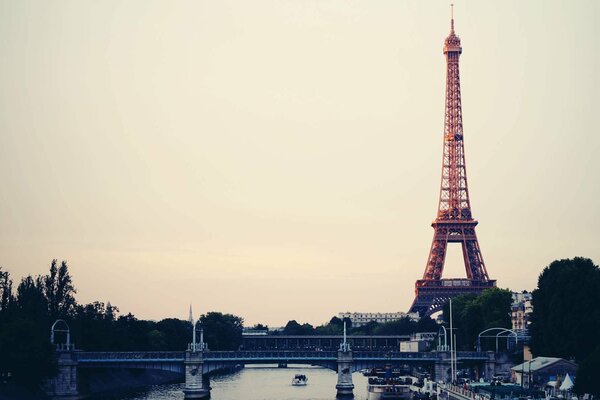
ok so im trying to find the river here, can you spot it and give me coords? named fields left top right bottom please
left=97, top=365, right=371, bottom=400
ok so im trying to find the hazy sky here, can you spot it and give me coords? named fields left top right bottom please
left=1, top=1, right=599, bottom=327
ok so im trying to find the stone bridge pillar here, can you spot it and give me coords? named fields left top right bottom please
left=183, top=349, right=210, bottom=399
left=434, top=351, right=451, bottom=383
left=335, top=349, right=354, bottom=398
left=483, top=351, right=496, bottom=381
left=44, top=345, right=79, bottom=399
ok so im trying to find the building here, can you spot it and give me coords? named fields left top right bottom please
left=512, top=291, right=533, bottom=331
left=337, top=312, right=419, bottom=327
left=511, top=357, right=577, bottom=388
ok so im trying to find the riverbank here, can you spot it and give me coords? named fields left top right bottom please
left=0, top=383, right=49, bottom=400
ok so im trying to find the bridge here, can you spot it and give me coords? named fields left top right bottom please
left=46, top=346, right=498, bottom=399
left=44, top=320, right=509, bottom=399
left=240, top=334, right=412, bottom=350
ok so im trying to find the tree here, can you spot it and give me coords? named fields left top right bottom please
left=529, top=257, right=600, bottom=362
left=283, top=320, right=314, bottom=335
left=15, top=275, right=48, bottom=322
left=0, top=267, right=13, bottom=319
left=200, top=312, right=244, bottom=350
left=42, top=260, right=76, bottom=319
left=415, top=316, right=439, bottom=333
left=0, top=318, right=56, bottom=388
left=251, top=323, right=269, bottom=331
left=442, top=288, right=512, bottom=350
left=156, top=318, right=192, bottom=350
left=574, top=345, right=600, bottom=396
left=314, top=317, right=344, bottom=335
left=147, top=329, right=168, bottom=350
left=477, top=288, right=512, bottom=328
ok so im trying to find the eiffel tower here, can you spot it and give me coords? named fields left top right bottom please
left=409, top=9, right=496, bottom=317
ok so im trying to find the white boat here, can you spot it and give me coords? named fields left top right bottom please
left=366, top=376, right=412, bottom=400
left=291, top=374, right=308, bottom=386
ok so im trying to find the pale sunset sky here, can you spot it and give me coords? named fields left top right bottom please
left=0, top=1, right=598, bottom=326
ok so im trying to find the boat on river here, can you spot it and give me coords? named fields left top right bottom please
left=291, top=374, right=308, bottom=386
left=366, top=376, right=412, bottom=400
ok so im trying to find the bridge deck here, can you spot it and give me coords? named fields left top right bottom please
left=76, top=350, right=488, bottom=363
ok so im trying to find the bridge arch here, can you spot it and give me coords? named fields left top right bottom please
left=50, top=319, right=72, bottom=349
left=476, top=328, right=518, bottom=352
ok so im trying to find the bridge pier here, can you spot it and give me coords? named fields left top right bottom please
left=183, top=349, right=210, bottom=399
left=434, top=351, right=451, bottom=383
left=483, top=351, right=496, bottom=381
left=335, top=349, right=354, bottom=398
left=44, top=345, right=80, bottom=399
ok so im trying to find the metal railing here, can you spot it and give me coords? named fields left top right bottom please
left=78, top=351, right=184, bottom=361
left=206, top=350, right=338, bottom=360
left=76, top=350, right=489, bottom=363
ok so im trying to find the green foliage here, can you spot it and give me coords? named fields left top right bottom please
left=283, top=320, right=315, bottom=335
left=42, top=260, right=77, bottom=319
left=156, top=318, right=192, bottom=350
left=369, top=316, right=438, bottom=335
left=0, top=262, right=77, bottom=388
left=286, top=315, right=438, bottom=336
left=0, top=261, right=249, bottom=390
left=0, top=267, right=13, bottom=318
left=0, top=318, right=56, bottom=387
left=146, top=329, right=168, bottom=350
left=529, top=257, right=600, bottom=363
left=442, top=288, right=512, bottom=350
left=574, top=345, right=600, bottom=395
left=313, top=317, right=346, bottom=335
left=200, top=312, right=244, bottom=350
left=16, top=275, right=48, bottom=321
left=250, top=323, right=269, bottom=331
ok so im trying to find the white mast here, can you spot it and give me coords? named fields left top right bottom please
left=449, top=298, right=455, bottom=383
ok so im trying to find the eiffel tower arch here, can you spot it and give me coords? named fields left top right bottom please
left=409, top=10, right=496, bottom=317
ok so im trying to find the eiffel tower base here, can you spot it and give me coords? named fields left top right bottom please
left=410, top=279, right=496, bottom=317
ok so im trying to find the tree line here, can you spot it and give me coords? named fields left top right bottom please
left=0, top=260, right=436, bottom=392
left=528, top=257, right=600, bottom=396
left=2, top=256, right=598, bottom=396
left=277, top=315, right=439, bottom=336
left=0, top=261, right=243, bottom=390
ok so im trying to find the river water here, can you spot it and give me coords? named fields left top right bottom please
left=101, top=365, right=371, bottom=400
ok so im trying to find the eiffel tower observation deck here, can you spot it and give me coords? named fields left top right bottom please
left=409, top=7, right=496, bottom=317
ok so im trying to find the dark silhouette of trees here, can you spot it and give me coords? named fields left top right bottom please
left=530, top=257, right=600, bottom=361
left=442, top=287, right=512, bottom=350
left=528, top=257, right=600, bottom=395
left=574, top=345, right=600, bottom=396
left=156, top=318, right=193, bottom=350
left=42, top=260, right=76, bottom=319
left=15, top=275, right=48, bottom=321
left=314, top=317, right=344, bottom=335
left=283, top=320, right=315, bottom=335
left=200, top=312, right=244, bottom=350
left=250, top=323, right=269, bottom=331
left=0, top=318, right=56, bottom=387
left=0, top=267, right=13, bottom=319
left=0, top=262, right=74, bottom=389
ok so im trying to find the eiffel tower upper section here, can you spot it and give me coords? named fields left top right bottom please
left=409, top=9, right=496, bottom=317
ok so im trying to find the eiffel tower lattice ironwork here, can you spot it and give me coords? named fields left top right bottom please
left=409, top=9, right=496, bottom=317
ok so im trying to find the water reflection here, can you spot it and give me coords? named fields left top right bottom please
left=96, top=365, right=369, bottom=400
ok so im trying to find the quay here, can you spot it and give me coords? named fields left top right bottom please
left=439, top=383, right=546, bottom=400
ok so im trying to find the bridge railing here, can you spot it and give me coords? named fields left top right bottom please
left=205, top=350, right=338, bottom=359
left=354, top=351, right=437, bottom=359
left=455, top=352, right=488, bottom=359
left=77, top=351, right=185, bottom=361
left=75, top=350, right=489, bottom=362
